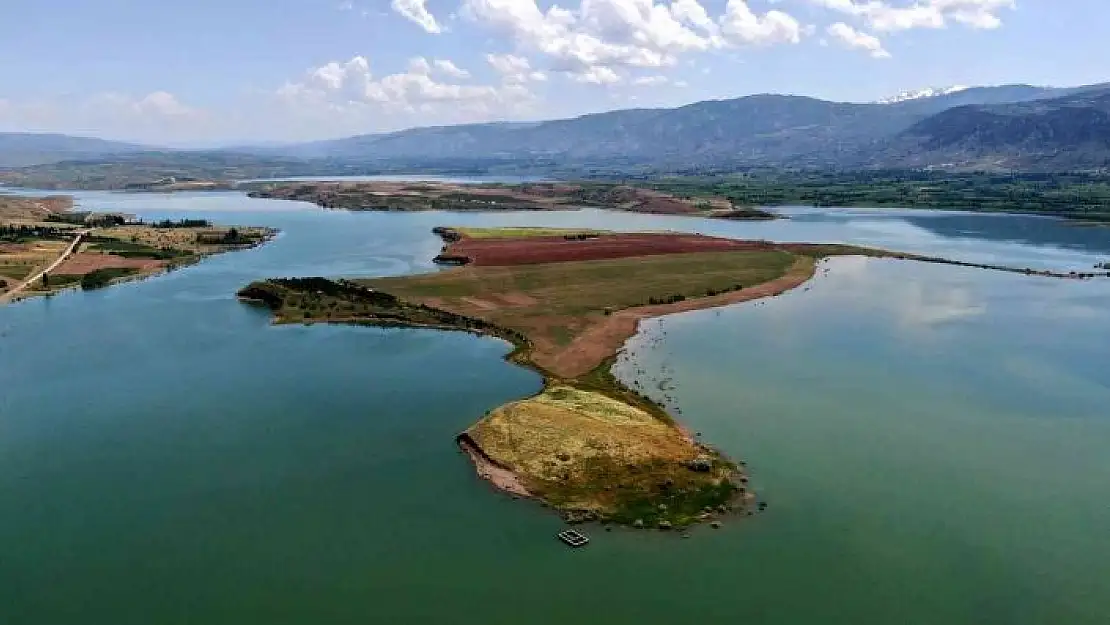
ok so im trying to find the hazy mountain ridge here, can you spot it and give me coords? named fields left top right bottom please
left=0, top=133, right=149, bottom=167
left=274, top=83, right=1110, bottom=170
left=3, top=82, right=1110, bottom=177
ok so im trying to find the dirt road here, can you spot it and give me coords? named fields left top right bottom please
left=0, top=230, right=87, bottom=304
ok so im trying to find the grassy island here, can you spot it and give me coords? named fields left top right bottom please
left=238, top=226, right=1108, bottom=528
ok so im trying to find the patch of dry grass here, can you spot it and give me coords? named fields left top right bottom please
left=468, top=386, right=736, bottom=524
left=93, top=225, right=271, bottom=253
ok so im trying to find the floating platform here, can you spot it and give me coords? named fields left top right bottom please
left=557, top=529, right=590, bottom=548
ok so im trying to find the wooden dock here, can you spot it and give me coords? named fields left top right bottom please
left=557, top=529, right=590, bottom=548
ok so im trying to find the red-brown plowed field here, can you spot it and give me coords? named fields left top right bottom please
left=447, top=233, right=778, bottom=266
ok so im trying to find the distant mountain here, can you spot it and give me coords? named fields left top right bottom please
left=0, top=133, right=151, bottom=167
left=875, top=86, right=1110, bottom=170
left=4, top=82, right=1110, bottom=183
left=276, top=82, right=1109, bottom=170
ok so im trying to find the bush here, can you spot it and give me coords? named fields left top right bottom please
left=81, top=267, right=136, bottom=290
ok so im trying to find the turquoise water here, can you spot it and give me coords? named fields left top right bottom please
left=1, top=191, right=1108, bottom=624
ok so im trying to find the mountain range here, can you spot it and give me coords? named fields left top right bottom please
left=2, top=82, right=1108, bottom=177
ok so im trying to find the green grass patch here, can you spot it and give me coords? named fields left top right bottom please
left=81, top=267, right=138, bottom=290
left=89, top=240, right=191, bottom=260
left=0, top=264, right=37, bottom=280
left=44, top=274, right=83, bottom=287
left=454, top=226, right=609, bottom=239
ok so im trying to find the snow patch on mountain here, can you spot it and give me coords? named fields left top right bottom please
left=877, top=86, right=970, bottom=104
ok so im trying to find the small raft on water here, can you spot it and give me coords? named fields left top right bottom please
left=557, top=529, right=590, bottom=548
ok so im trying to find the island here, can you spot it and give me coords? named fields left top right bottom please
left=246, top=181, right=781, bottom=220
left=1, top=193, right=276, bottom=304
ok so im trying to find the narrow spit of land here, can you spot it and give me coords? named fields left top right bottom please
left=0, top=194, right=276, bottom=303
left=247, top=180, right=780, bottom=221
left=241, top=225, right=1098, bottom=530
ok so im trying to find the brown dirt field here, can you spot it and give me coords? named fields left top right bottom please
left=54, top=253, right=164, bottom=275
left=445, top=233, right=777, bottom=266
left=459, top=296, right=498, bottom=311
left=0, top=195, right=73, bottom=221
left=494, top=293, right=538, bottom=307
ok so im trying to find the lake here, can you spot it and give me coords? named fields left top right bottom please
left=1, top=191, right=1108, bottom=624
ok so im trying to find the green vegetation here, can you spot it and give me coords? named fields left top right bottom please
left=0, top=264, right=38, bottom=280
left=646, top=171, right=1110, bottom=222
left=1, top=224, right=74, bottom=243
left=80, top=267, right=138, bottom=290
left=152, top=218, right=213, bottom=229
left=88, top=239, right=193, bottom=260
left=44, top=274, right=83, bottom=288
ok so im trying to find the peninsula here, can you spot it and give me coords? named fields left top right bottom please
left=0, top=193, right=276, bottom=303
left=239, top=227, right=926, bottom=528
left=246, top=180, right=780, bottom=220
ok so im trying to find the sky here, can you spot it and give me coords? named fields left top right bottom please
left=0, top=0, right=1105, bottom=145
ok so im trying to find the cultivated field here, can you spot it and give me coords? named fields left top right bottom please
left=0, top=240, right=69, bottom=285
left=365, top=248, right=798, bottom=376
left=439, top=231, right=782, bottom=266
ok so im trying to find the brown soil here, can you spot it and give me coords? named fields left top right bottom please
left=445, top=233, right=778, bottom=266
left=54, top=253, right=164, bottom=275
left=458, top=436, right=532, bottom=497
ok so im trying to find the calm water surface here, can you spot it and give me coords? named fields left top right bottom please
left=1, top=191, right=1108, bottom=624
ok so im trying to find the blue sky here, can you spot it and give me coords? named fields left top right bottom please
left=0, top=0, right=1104, bottom=145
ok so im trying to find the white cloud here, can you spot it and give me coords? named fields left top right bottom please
left=826, top=22, right=890, bottom=57
left=433, top=59, right=471, bottom=79
left=631, top=74, right=670, bottom=86
left=278, top=55, right=536, bottom=128
left=0, top=91, right=210, bottom=144
left=719, top=0, right=802, bottom=45
left=391, top=0, right=442, bottom=33
left=572, top=66, right=622, bottom=84
left=812, top=0, right=1015, bottom=33
left=486, top=53, right=548, bottom=82
left=463, top=0, right=801, bottom=84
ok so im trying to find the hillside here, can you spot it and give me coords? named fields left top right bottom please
left=877, top=87, right=1110, bottom=170
left=0, top=133, right=150, bottom=167
left=264, top=83, right=1107, bottom=170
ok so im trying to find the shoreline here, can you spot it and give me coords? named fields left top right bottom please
left=5, top=229, right=279, bottom=306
